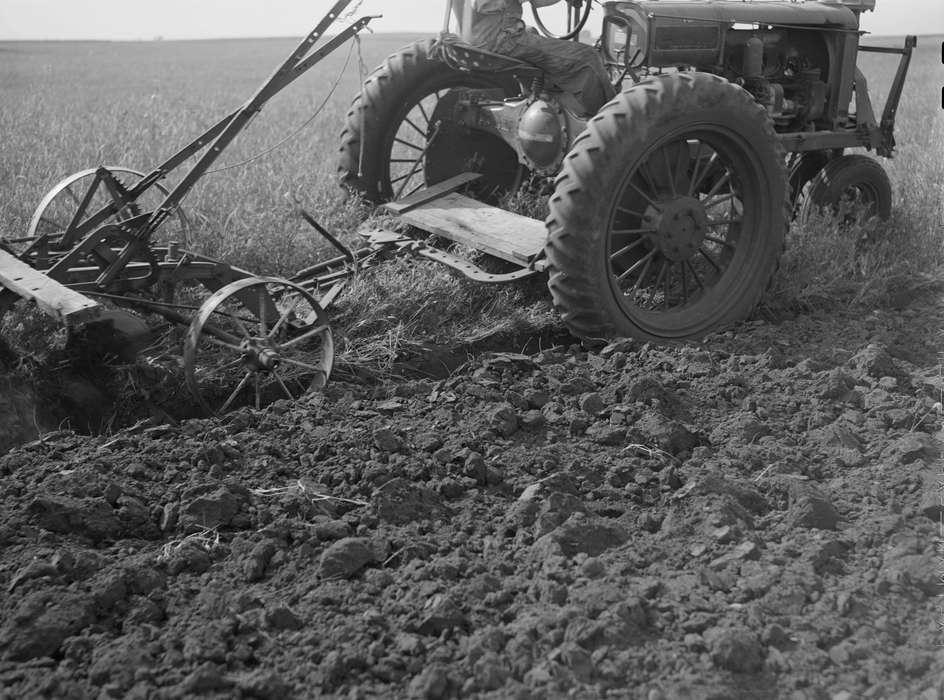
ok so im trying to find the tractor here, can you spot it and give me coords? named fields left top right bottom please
left=338, top=0, right=915, bottom=342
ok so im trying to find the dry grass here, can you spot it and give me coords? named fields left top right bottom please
left=0, top=30, right=941, bottom=385
left=769, top=37, right=944, bottom=310
left=329, top=255, right=557, bottom=377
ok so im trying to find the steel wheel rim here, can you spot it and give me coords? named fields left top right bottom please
left=12, top=167, right=190, bottom=255
left=604, top=126, right=763, bottom=333
left=184, top=277, right=333, bottom=415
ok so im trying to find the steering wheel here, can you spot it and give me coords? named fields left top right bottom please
left=530, top=0, right=593, bottom=41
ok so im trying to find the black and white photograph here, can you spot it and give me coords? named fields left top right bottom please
left=1, top=0, right=943, bottom=697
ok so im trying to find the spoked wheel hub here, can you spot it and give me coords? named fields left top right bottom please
left=647, top=197, right=709, bottom=263
left=240, top=340, right=281, bottom=372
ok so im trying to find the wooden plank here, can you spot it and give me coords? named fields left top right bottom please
left=398, top=193, right=547, bottom=263
left=383, top=172, right=482, bottom=214
left=0, top=249, right=101, bottom=324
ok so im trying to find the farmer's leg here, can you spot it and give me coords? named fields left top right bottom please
left=497, top=30, right=615, bottom=114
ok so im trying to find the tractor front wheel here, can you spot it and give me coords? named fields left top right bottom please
left=545, top=72, right=788, bottom=341
left=338, top=40, right=521, bottom=204
left=796, top=154, right=892, bottom=224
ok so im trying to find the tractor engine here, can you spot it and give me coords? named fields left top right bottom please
left=602, top=0, right=865, bottom=130
left=718, top=29, right=829, bottom=127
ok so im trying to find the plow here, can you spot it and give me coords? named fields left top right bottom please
left=0, top=0, right=916, bottom=416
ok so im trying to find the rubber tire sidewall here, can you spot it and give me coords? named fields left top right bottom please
left=545, top=72, right=789, bottom=342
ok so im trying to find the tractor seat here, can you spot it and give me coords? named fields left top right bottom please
left=433, top=33, right=543, bottom=81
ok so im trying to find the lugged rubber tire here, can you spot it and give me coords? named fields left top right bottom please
left=337, top=40, right=518, bottom=204
left=796, top=154, right=892, bottom=223
left=544, top=72, right=789, bottom=342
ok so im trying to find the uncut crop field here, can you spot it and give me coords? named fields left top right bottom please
left=0, top=33, right=414, bottom=274
left=0, top=30, right=942, bottom=278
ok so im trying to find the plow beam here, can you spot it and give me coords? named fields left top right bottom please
left=0, top=249, right=100, bottom=324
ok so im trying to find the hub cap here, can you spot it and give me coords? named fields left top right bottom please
left=648, top=196, right=709, bottom=263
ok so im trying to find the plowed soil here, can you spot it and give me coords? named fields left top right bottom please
left=1, top=290, right=943, bottom=700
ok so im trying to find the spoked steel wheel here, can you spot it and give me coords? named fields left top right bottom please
left=339, top=40, right=520, bottom=204
left=183, top=277, right=333, bottom=415
left=4, top=167, right=191, bottom=256
left=546, top=72, right=788, bottom=341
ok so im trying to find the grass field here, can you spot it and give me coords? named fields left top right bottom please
left=0, top=33, right=418, bottom=274
left=1, top=29, right=942, bottom=365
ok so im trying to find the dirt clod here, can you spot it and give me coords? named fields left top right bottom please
left=1, top=292, right=943, bottom=698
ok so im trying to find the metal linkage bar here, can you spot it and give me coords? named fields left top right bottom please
left=873, top=35, right=916, bottom=156
left=35, top=1, right=376, bottom=297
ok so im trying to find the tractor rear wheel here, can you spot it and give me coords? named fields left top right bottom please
left=796, top=154, right=892, bottom=224
left=545, top=72, right=788, bottom=341
left=338, top=40, right=521, bottom=204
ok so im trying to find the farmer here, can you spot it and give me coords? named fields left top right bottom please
left=468, top=0, right=616, bottom=115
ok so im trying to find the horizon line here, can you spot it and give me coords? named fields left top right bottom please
left=0, top=28, right=936, bottom=43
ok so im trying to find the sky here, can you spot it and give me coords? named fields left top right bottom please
left=0, top=0, right=941, bottom=41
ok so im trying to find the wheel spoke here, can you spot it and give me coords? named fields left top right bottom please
left=661, top=146, right=678, bottom=197
left=416, top=98, right=432, bottom=127
left=64, top=185, right=83, bottom=206
left=271, top=370, right=295, bottom=401
left=203, top=356, right=246, bottom=381
left=392, top=152, right=426, bottom=197
left=616, top=248, right=657, bottom=282
left=702, top=192, right=738, bottom=209
left=689, top=151, right=719, bottom=195
left=402, top=182, right=425, bottom=198
left=685, top=260, right=706, bottom=290
left=390, top=169, right=420, bottom=185
left=699, top=248, right=723, bottom=274
left=225, top=311, right=255, bottom=340
left=403, top=116, right=427, bottom=140
left=610, top=227, right=650, bottom=236
left=705, top=232, right=737, bottom=251
left=615, top=205, right=650, bottom=220
left=267, top=308, right=295, bottom=340
left=206, top=336, right=246, bottom=354
left=680, top=262, right=689, bottom=303
left=393, top=137, right=423, bottom=152
left=280, top=356, right=327, bottom=374
left=280, top=323, right=329, bottom=350
left=705, top=218, right=740, bottom=228
left=624, top=179, right=662, bottom=213
left=220, top=370, right=254, bottom=413
left=702, top=170, right=732, bottom=201
left=631, top=252, right=655, bottom=291
left=639, top=162, right=661, bottom=196
left=663, top=264, right=672, bottom=310
left=609, top=237, right=646, bottom=261
left=646, top=259, right=669, bottom=307
left=39, top=215, right=68, bottom=232
left=258, top=287, right=269, bottom=335
left=199, top=321, right=244, bottom=348
left=674, top=142, right=692, bottom=193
